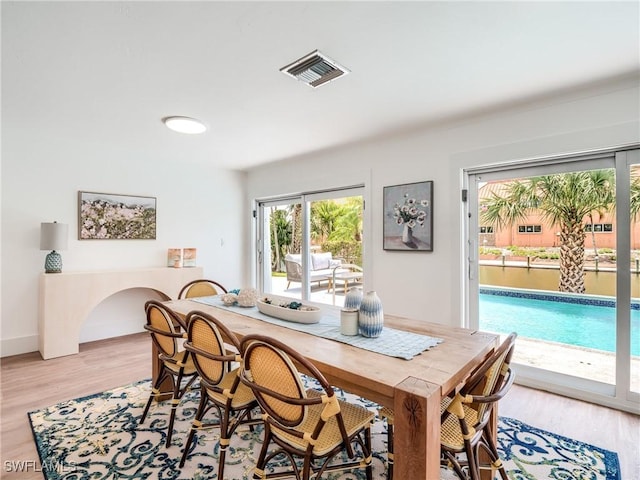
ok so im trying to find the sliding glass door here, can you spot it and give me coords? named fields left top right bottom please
left=466, top=148, right=639, bottom=412
left=257, top=197, right=303, bottom=302
left=257, top=186, right=364, bottom=306
left=624, top=152, right=640, bottom=399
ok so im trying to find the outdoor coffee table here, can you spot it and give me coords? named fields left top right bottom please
left=325, top=271, right=363, bottom=294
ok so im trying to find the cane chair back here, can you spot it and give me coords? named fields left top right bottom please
left=178, top=279, right=227, bottom=299
left=140, top=300, right=198, bottom=448
left=239, top=334, right=374, bottom=480
left=380, top=332, right=517, bottom=480
left=440, top=332, right=517, bottom=480
left=188, top=312, right=228, bottom=383
left=145, top=299, right=185, bottom=358
left=179, top=311, right=259, bottom=478
left=244, top=339, right=307, bottom=427
left=461, top=332, right=515, bottom=423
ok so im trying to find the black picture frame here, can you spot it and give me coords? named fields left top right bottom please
left=383, top=181, right=433, bottom=251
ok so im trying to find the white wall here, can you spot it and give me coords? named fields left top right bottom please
left=3, top=77, right=638, bottom=357
left=246, top=77, right=640, bottom=326
left=1, top=128, right=247, bottom=356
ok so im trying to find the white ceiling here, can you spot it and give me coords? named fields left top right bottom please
left=3, top=1, right=639, bottom=171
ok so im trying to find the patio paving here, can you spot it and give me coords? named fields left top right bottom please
left=514, top=335, right=639, bottom=389
left=269, top=275, right=350, bottom=307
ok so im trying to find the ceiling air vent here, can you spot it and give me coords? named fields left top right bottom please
left=280, top=50, right=350, bottom=88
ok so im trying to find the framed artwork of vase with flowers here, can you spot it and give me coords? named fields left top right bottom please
left=383, top=181, right=433, bottom=251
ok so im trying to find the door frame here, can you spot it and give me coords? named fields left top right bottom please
left=463, top=145, right=640, bottom=413
left=255, top=185, right=366, bottom=302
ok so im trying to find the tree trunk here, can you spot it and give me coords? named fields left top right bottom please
left=588, top=213, right=599, bottom=261
left=271, top=207, right=281, bottom=272
left=558, top=222, right=586, bottom=293
left=291, top=204, right=302, bottom=253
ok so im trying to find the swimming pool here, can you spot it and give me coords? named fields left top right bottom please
left=479, top=287, right=640, bottom=356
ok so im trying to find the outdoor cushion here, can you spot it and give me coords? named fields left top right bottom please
left=311, top=252, right=332, bottom=270
left=329, top=259, right=342, bottom=268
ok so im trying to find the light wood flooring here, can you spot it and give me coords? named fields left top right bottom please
left=1, top=332, right=638, bottom=479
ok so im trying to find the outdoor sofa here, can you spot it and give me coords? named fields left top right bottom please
left=284, top=253, right=342, bottom=289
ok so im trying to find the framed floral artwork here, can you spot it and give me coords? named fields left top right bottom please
left=78, top=191, right=157, bottom=240
left=383, top=181, right=433, bottom=251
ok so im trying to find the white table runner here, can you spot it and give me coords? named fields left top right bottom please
left=191, top=296, right=442, bottom=360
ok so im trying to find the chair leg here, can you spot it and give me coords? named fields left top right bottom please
left=217, top=409, right=233, bottom=480
left=380, top=409, right=394, bottom=480
left=165, top=371, right=186, bottom=448
left=466, top=441, right=481, bottom=480
left=140, top=364, right=168, bottom=424
left=139, top=390, right=156, bottom=425
left=247, top=409, right=256, bottom=432
left=252, top=426, right=272, bottom=480
left=364, top=423, right=374, bottom=480
left=179, top=426, right=198, bottom=468
left=179, top=387, right=208, bottom=468
left=443, top=451, right=469, bottom=480
left=386, top=418, right=394, bottom=480
left=302, top=454, right=312, bottom=480
left=166, top=398, right=179, bottom=447
left=481, top=425, right=508, bottom=480
left=218, top=440, right=229, bottom=480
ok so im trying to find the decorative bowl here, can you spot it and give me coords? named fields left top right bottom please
left=256, top=296, right=321, bottom=324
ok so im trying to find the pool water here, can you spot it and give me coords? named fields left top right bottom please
left=480, top=293, right=640, bottom=356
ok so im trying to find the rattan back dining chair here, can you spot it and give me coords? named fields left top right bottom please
left=178, top=279, right=227, bottom=299
left=380, top=332, right=517, bottom=480
left=139, top=300, right=198, bottom=447
left=178, top=310, right=260, bottom=478
left=239, top=334, right=375, bottom=480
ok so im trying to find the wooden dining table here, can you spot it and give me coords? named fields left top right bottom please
left=160, top=298, right=498, bottom=480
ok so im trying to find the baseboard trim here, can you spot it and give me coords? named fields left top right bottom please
left=514, top=366, right=640, bottom=415
left=1, top=334, right=39, bottom=358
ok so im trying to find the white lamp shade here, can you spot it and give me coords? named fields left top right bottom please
left=40, top=222, right=69, bottom=251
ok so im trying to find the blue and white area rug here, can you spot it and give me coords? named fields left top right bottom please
left=28, top=379, right=620, bottom=480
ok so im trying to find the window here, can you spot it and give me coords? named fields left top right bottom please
left=479, top=226, right=494, bottom=233
left=467, top=148, right=640, bottom=414
left=518, top=225, right=542, bottom=233
left=257, top=186, right=364, bottom=307
left=585, top=223, right=613, bottom=232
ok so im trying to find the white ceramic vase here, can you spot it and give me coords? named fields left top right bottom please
left=402, top=223, right=414, bottom=244
left=344, top=286, right=363, bottom=310
left=358, top=290, right=384, bottom=337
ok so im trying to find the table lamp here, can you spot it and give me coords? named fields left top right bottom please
left=40, top=221, right=68, bottom=273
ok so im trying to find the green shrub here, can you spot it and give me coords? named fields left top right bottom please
left=536, top=251, right=559, bottom=260
left=489, top=246, right=560, bottom=259
left=479, top=247, right=502, bottom=256
left=322, top=240, right=362, bottom=265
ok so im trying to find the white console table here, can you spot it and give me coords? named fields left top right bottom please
left=38, top=267, right=203, bottom=359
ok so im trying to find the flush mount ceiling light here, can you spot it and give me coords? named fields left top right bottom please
left=280, top=50, right=350, bottom=88
left=162, top=116, right=207, bottom=134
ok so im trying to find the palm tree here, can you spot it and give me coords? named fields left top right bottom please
left=311, top=200, right=344, bottom=244
left=631, top=168, right=640, bottom=221
left=325, top=197, right=363, bottom=265
left=481, top=170, right=615, bottom=293
left=331, top=197, right=363, bottom=243
left=289, top=204, right=302, bottom=254
left=270, top=208, right=291, bottom=272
